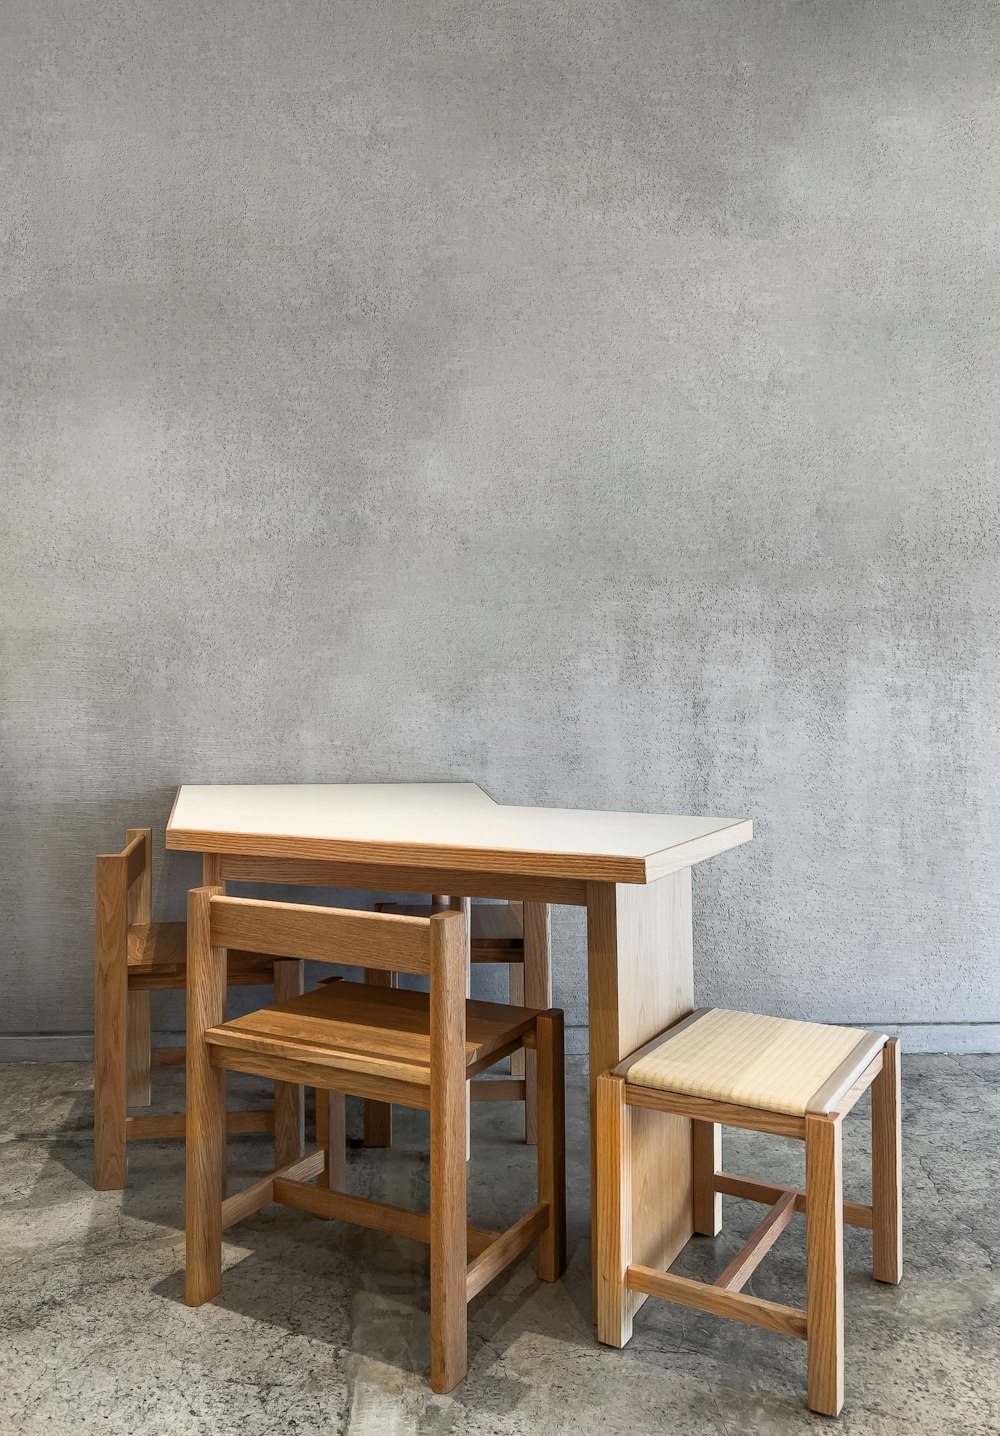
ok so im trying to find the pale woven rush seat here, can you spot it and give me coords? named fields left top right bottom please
left=624, top=1007, right=888, bottom=1118
left=598, top=1006, right=902, bottom=1417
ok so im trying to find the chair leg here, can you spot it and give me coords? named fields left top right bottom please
left=535, top=1012, right=566, bottom=1281
left=692, top=1119, right=722, bottom=1236
left=871, top=1037, right=902, bottom=1284
left=596, top=1073, right=633, bottom=1348
left=316, top=1087, right=346, bottom=1192
left=185, top=889, right=227, bottom=1307
left=94, top=857, right=127, bottom=1190
left=805, top=1114, right=845, bottom=1417
left=362, top=968, right=395, bottom=1147
left=273, top=960, right=305, bottom=1166
left=520, top=903, right=552, bottom=1145
left=126, top=990, right=152, bottom=1108
left=429, top=1040, right=468, bottom=1391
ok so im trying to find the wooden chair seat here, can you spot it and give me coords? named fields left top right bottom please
left=204, top=981, right=539, bottom=1092
left=126, top=921, right=276, bottom=988
left=624, top=1007, right=887, bottom=1118
left=376, top=901, right=525, bottom=958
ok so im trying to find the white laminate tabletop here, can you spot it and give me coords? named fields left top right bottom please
left=166, top=782, right=751, bottom=884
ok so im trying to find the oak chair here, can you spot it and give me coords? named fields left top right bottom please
left=93, top=828, right=306, bottom=1190
left=596, top=1008, right=902, bottom=1418
left=370, top=897, right=551, bottom=1146
left=184, top=889, right=566, bottom=1395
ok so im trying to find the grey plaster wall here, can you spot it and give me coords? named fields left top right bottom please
left=2, top=1, right=998, bottom=1056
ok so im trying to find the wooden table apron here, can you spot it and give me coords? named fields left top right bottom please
left=197, top=848, right=696, bottom=1317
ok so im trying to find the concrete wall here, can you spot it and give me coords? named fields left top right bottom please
left=3, top=1, right=998, bottom=1057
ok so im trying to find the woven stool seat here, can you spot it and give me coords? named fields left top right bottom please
left=622, top=1008, right=887, bottom=1117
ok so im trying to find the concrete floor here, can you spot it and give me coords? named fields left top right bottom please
left=0, top=1055, right=997, bottom=1435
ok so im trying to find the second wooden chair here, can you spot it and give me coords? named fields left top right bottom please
left=184, top=890, right=566, bottom=1394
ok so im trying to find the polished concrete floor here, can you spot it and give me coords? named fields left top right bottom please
left=0, top=1055, right=997, bottom=1435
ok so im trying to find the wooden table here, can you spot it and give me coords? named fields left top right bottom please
left=166, top=781, right=751, bottom=1315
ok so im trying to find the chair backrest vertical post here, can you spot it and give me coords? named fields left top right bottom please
left=125, top=828, right=152, bottom=927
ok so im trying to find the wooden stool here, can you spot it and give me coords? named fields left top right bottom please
left=596, top=1008, right=902, bottom=1417
left=184, top=891, right=567, bottom=1395
left=93, top=828, right=303, bottom=1189
left=372, top=898, right=551, bottom=1144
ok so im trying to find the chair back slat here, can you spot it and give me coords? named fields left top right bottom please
left=209, top=895, right=433, bottom=976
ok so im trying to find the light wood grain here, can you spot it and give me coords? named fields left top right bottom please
left=126, top=991, right=152, bottom=1109
left=626, top=1265, right=807, bottom=1340
left=587, top=872, right=695, bottom=1319
left=94, top=853, right=128, bottom=1190
left=271, top=1179, right=498, bottom=1256
left=362, top=967, right=396, bottom=1147
left=805, top=1114, right=845, bottom=1417
left=222, top=1150, right=325, bottom=1230
left=211, top=895, right=431, bottom=973
left=124, top=829, right=152, bottom=1108
left=713, top=1171, right=874, bottom=1230
left=871, top=1037, right=902, bottom=1284
left=272, top=959, right=305, bottom=1167
left=429, top=911, right=468, bottom=1395
left=692, top=1120, right=723, bottom=1237
left=625, top=1084, right=807, bottom=1138
left=714, top=1189, right=797, bottom=1293
left=520, top=902, right=551, bottom=1144
left=466, top=1204, right=549, bottom=1302
left=470, top=1078, right=526, bottom=1102
left=535, top=1010, right=566, bottom=1281
left=595, top=1073, right=633, bottom=1347
left=185, top=885, right=227, bottom=1307
left=212, top=1045, right=431, bottom=1109
left=126, top=1109, right=273, bottom=1139
left=221, top=854, right=588, bottom=907
left=316, top=1087, right=346, bottom=1192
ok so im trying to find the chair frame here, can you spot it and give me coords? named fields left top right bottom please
left=185, top=888, right=566, bottom=1395
left=93, top=829, right=297, bottom=1190
left=368, top=896, right=552, bottom=1146
left=596, top=1037, right=902, bottom=1417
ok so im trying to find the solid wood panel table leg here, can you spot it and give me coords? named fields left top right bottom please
left=586, top=869, right=695, bottom=1316
left=362, top=968, right=396, bottom=1147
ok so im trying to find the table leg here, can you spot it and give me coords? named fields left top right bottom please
left=586, top=869, right=695, bottom=1328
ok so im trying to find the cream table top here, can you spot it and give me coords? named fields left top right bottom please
left=166, top=782, right=751, bottom=885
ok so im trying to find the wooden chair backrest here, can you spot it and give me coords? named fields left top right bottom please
left=188, top=889, right=468, bottom=1086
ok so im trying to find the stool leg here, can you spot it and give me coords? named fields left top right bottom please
left=535, top=1011, right=566, bottom=1280
left=316, top=1087, right=346, bottom=1192
left=805, top=1114, right=845, bottom=1417
left=273, top=960, right=305, bottom=1166
left=596, top=1073, right=633, bottom=1347
left=871, top=1037, right=902, bottom=1284
left=692, top=1120, right=722, bottom=1236
left=94, top=856, right=127, bottom=1190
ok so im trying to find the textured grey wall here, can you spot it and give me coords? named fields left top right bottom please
left=2, top=1, right=998, bottom=1056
